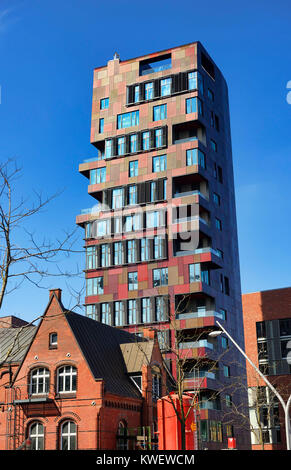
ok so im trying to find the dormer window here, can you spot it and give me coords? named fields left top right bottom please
left=49, top=332, right=58, bottom=349
left=130, top=375, right=142, bottom=393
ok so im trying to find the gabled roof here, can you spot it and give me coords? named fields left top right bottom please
left=65, top=311, right=148, bottom=399
left=0, top=326, right=36, bottom=365
left=9, top=291, right=156, bottom=400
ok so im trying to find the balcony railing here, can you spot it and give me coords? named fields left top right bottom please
left=173, top=215, right=209, bottom=226
left=173, top=190, right=208, bottom=200
left=80, top=206, right=101, bottom=215
left=179, top=340, right=214, bottom=350
left=184, top=370, right=216, bottom=380
left=177, top=310, right=225, bottom=320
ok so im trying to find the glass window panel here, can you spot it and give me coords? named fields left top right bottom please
left=145, top=82, right=154, bottom=100
left=161, top=78, right=171, bottom=96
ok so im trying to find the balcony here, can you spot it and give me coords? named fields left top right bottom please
left=173, top=176, right=208, bottom=199
left=172, top=121, right=206, bottom=146
left=176, top=309, right=225, bottom=321
left=183, top=370, right=219, bottom=391
left=179, top=339, right=214, bottom=350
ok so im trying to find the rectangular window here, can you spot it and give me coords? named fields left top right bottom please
left=117, top=137, right=126, bottom=155
left=114, top=301, right=124, bottom=326
left=155, top=128, right=163, bottom=148
left=101, top=303, right=111, bottom=325
left=219, top=308, right=227, bottom=321
left=90, top=167, right=106, bottom=185
left=129, top=160, right=138, bottom=177
left=153, top=154, right=167, bottom=172
left=127, top=239, right=137, bottom=263
left=201, top=268, right=210, bottom=285
left=150, top=181, right=157, bottom=202
left=140, top=54, right=172, bottom=76
left=188, top=71, right=197, bottom=90
left=114, top=217, right=122, bottom=234
left=86, top=304, right=96, bottom=320
left=140, top=238, right=150, bottom=261
left=200, top=420, right=208, bottom=442
left=215, top=218, right=222, bottom=231
left=187, top=70, right=204, bottom=93
left=86, top=246, right=97, bottom=270
left=142, top=297, right=151, bottom=324
left=100, top=244, right=110, bottom=267
left=114, top=241, right=123, bottom=265
left=189, top=264, right=209, bottom=285
left=100, top=97, right=109, bottom=109
left=153, top=236, right=164, bottom=259
left=96, top=219, right=110, bottom=237
left=99, top=118, right=104, bottom=133
left=146, top=211, right=164, bottom=228
left=223, top=365, right=230, bottom=377
left=155, top=297, right=167, bottom=322
left=213, top=192, right=220, bottom=206
left=145, top=82, right=154, bottom=100
left=86, top=276, right=104, bottom=296
left=153, top=104, right=167, bottom=121
left=210, top=139, right=217, bottom=152
left=186, top=148, right=205, bottom=168
left=134, top=85, right=140, bottom=103
left=130, top=134, right=138, bottom=153
left=124, top=214, right=140, bottom=232
left=117, top=111, right=139, bottom=129
left=153, top=268, right=168, bottom=287
left=105, top=139, right=113, bottom=158
left=112, top=188, right=124, bottom=209
left=128, top=185, right=137, bottom=205
left=160, top=78, right=171, bottom=96
left=186, top=97, right=203, bottom=115
left=128, top=299, right=137, bottom=324
left=85, top=223, right=91, bottom=239
left=221, top=337, right=229, bottom=349
left=142, top=131, right=150, bottom=150
left=128, top=185, right=137, bottom=206
left=128, top=271, right=138, bottom=291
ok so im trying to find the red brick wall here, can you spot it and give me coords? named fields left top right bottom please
left=0, top=292, right=161, bottom=450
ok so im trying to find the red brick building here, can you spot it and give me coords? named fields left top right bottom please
left=242, top=287, right=291, bottom=450
left=0, top=289, right=166, bottom=450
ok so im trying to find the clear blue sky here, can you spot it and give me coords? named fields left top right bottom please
left=0, top=0, right=291, bottom=323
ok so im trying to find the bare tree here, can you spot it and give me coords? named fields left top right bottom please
left=135, top=294, right=229, bottom=450
left=219, top=359, right=284, bottom=450
left=0, top=159, right=82, bottom=310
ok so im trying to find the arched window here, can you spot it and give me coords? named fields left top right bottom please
left=57, top=365, right=77, bottom=393
left=30, top=368, right=50, bottom=395
left=60, top=420, right=77, bottom=450
left=28, top=421, right=44, bottom=450
left=116, top=420, right=128, bottom=450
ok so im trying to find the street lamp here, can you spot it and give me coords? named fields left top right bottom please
left=209, top=320, right=291, bottom=450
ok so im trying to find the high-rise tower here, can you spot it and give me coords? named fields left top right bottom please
left=76, top=42, right=250, bottom=449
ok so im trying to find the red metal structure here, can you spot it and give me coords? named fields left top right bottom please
left=157, top=394, right=197, bottom=450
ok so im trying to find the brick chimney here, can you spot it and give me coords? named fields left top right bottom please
left=49, top=288, right=62, bottom=301
left=0, top=316, right=28, bottom=329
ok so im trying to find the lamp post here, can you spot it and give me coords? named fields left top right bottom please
left=209, top=320, right=291, bottom=450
